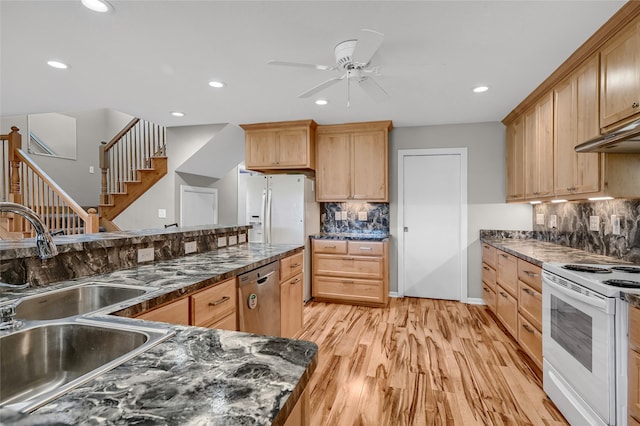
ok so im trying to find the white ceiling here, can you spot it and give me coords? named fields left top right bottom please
left=0, top=1, right=625, bottom=129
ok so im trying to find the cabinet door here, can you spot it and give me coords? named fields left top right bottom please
left=518, top=315, right=542, bottom=369
left=315, top=133, right=351, bottom=201
left=246, top=131, right=277, bottom=168
left=351, top=130, right=388, bottom=201
left=554, top=77, right=576, bottom=195
left=600, top=16, right=640, bottom=130
left=506, top=117, right=525, bottom=201
left=574, top=55, right=601, bottom=194
left=277, top=129, right=309, bottom=167
left=482, top=284, right=496, bottom=313
left=191, top=278, right=237, bottom=328
left=280, top=273, right=304, bottom=338
left=518, top=280, right=542, bottom=331
left=496, top=286, right=518, bottom=338
left=496, top=251, right=518, bottom=296
left=525, top=94, right=554, bottom=199
left=137, top=297, right=190, bottom=325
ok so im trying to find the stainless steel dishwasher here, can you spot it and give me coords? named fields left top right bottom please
left=237, top=261, right=280, bottom=336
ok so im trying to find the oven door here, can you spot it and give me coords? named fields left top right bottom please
left=542, top=273, right=616, bottom=425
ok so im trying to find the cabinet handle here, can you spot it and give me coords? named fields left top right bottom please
left=325, top=245, right=337, bottom=249
left=358, top=247, right=372, bottom=251
left=524, top=271, right=539, bottom=277
left=290, top=263, right=301, bottom=268
left=483, top=286, right=490, bottom=292
left=499, top=292, right=508, bottom=298
left=209, top=296, right=230, bottom=307
left=483, top=266, right=490, bottom=271
left=522, top=323, right=535, bottom=334
left=500, top=254, right=509, bottom=258
left=290, top=278, right=301, bottom=284
left=522, top=288, right=535, bottom=296
left=342, top=280, right=355, bottom=284
left=633, top=102, right=639, bottom=109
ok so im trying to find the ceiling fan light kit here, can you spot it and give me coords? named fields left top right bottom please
left=269, top=29, right=389, bottom=106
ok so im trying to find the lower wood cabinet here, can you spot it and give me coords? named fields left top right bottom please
left=284, top=389, right=309, bottom=426
left=312, top=239, right=389, bottom=307
left=137, top=297, right=190, bottom=325
left=629, top=305, right=640, bottom=424
left=280, top=251, right=305, bottom=338
left=496, top=287, right=518, bottom=338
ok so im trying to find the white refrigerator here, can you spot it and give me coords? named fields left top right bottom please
left=246, top=174, right=319, bottom=301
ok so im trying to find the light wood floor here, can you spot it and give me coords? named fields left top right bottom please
left=298, top=297, right=568, bottom=426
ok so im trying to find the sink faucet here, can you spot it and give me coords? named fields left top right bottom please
left=0, top=202, right=58, bottom=259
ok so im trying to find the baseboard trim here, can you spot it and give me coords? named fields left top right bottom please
left=389, top=291, right=400, bottom=298
left=465, top=297, right=486, bottom=305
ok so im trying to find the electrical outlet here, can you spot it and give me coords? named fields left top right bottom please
left=158, top=209, right=167, bottom=218
left=358, top=211, right=368, bottom=221
left=184, top=241, right=197, bottom=254
left=239, top=233, right=247, bottom=243
left=536, top=214, right=545, bottom=225
left=228, top=235, right=238, bottom=246
left=612, top=215, right=621, bottom=235
left=137, top=247, right=154, bottom=263
left=335, top=211, right=341, bottom=221
left=549, top=215, right=557, bottom=229
left=217, top=236, right=227, bottom=247
left=589, top=216, right=600, bottom=231
left=341, top=211, right=348, bottom=220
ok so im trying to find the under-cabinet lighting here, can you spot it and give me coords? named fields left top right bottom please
left=315, top=99, right=328, bottom=106
left=588, top=196, right=614, bottom=201
left=81, top=0, right=113, bottom=13
left=551, top=199, right=568, bottom=203
left=47, top=60, right=68, bottom=69
left=529, top=201, right=542, bottom=205
left=208, top=81, right=225, bottom=88
left=473, top=85, right=489, bottom=93
left=170, top=111, right=185, bottom=117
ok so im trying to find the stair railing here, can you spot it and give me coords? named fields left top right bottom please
left=1, top=127, right=98, bottom=235
left=99, top=118, right=166, bottom=205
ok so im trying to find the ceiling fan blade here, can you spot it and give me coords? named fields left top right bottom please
left=352, top=29, right=384, bottom=65
left=357, top=76, right=389, bottom=102
left=298, top=75, right=345, bottom=98
left=267, top=60, right=336, bottom=71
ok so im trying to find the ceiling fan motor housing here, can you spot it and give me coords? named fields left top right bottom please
left=334, top=40, right=357, bottom=69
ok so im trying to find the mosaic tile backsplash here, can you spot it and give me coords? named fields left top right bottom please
left=483, top=200, right=640, bottom=263
left=321, top=202, right=390, bottom=234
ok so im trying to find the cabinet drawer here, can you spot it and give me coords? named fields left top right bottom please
left=191, top=278, right=237, bottom=327
left=137, top=297, right=190, bottom=325
left=281, top=272, right=304, bottom=338
left=347, top=241, right=384, bottom=256
left=313, top=254, right=383, bottom=279
left=629, top=348, right=640, bottom=424
left=482, top=243, right=497, bottom=268
left=482, top=284, right=496, bottom=313
left=281, top=251, right=304, bottom=282
left=497, top=250, right=518, bottom=296
left=518, top=314, right=542, bottom=369
left=517, top=260, right=542, bottom=292
left=496, top=285, right=518, bottom=338
left=630, top=306, right=640, bottom=351
left=518, top=280, right=542, bottom=330
left=205, top=312, right=237, bottom=331
left=482, top=262, right=496, bottom=291
left=313, top=239, right=347, bottom=254
left=313, top=276, right=383, bottom=304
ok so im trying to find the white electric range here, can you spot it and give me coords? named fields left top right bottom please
left=542, top=262, right=640, bottom=426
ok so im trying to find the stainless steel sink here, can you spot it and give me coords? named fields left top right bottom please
left=0, top=319, right=174, bottom=413
left=15, top=283, right=156, bottom=320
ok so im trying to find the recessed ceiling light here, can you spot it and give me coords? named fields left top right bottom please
left=47, top=60, right=68, bottom=69
left=208, top=81, right=225, bottom=88
left=81, top=0, right=113, bottom=13
left=473, top=85, right=489, bottom=93
left=315, top=99, right=328, bottom=106
left=170, top=111, right=185, bottom=117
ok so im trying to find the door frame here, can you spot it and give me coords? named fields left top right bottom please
left=397, top=148, right=468, bottom=301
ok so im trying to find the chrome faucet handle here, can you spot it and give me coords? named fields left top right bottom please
left=0, top=303, right=20, bottom=330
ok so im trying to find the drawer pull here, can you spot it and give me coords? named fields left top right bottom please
left=342, top=280, right=355, bottom=284
left=483, top=266, right=490, bottom=271
left=325, top=245, right=337, bottom=249
left=358, top=247, right=372, bottom=251
left=483, top=286, right=490, bottom=292
left=524, top=271, right=539, bottom=277
left=500, top=254, right=509, bottom=258
left=522, top=323, right=535, bottom=334
left=290, top=263, right=301, bottom=268
left=209, top=296, right=230, bottom=307
left=499, top=292, right=508, bottom=298
left=290, top=278, right=301, bottom=284
left=522, top=288, right=535, bottom=296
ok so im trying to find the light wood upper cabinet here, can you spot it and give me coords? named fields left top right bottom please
left=524, top=93, right=554, bottom=199
left=506, top=116, right=525, bottom=201
left=600, top=15, right=640, bottom=131
left=315, top=121, right=392, bottom=202
left=241, top=120, right=317, bottom=171
left=554, top=54, right=601, bottom=197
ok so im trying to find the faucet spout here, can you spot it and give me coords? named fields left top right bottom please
left=0, top=202, right=58, bottom=259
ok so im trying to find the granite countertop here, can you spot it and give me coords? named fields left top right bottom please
left=480, top=237, right=631, bottom=267
left=310, top=232, right=389, bottom=241
left=0, top=242, right=317, bottom=425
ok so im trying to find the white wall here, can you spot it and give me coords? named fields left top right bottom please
left=390, top=122, right=532, bottom=299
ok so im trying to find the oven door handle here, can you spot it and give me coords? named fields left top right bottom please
left=543, top=276, right=609, bottom=312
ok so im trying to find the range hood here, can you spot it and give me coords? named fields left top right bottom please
left=575, top=119, right=640, bottom=153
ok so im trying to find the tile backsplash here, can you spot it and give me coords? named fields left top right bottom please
left=532, top=199, right=640, bottom=262
left=321, top=202, right=389, bottom=234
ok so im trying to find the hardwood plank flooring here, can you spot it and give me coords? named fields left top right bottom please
left=297, top=297, right=568, bottom=426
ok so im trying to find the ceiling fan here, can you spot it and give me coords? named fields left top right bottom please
left=268, top=29, right=388, bottom=106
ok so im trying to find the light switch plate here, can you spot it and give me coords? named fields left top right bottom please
left=228, top=235, right=238, bottom=246
left=137, top=247, right=154, bottom=263
left=341, top=211, right=348, bottom=220
left=184, top=241, right=197, bottom=254
left=612, top=215, right=621, bottom=235
left=589, top=216, right=600, bottom=231
left=549, top=215, right=557, bottom=229
left=158, top=208, right=167, bottom=218
left=358, top=211, right=368, bottom=221
left=217, top=236, right=227, bottom=247
left=536, top=214, right=545, bottom=225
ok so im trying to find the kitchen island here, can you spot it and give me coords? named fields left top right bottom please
left=0, top=231, right=317, bottom=425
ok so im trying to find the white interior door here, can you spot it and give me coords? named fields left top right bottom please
left=180, top=185, right=218, bottom=226
left=398, top=149, right=467, bottom=301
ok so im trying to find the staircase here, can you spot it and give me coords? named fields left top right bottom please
left=98, top=118, right=168, bottom=225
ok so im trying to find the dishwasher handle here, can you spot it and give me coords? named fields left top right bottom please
left=257, top=271, right=276, bottom=284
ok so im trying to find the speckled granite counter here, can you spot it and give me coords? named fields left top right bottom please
left=0, top=242, right=317, bottom=425
left=480, top=238, right=630, bottom=267
left=310, top=232, right=389, bottom=241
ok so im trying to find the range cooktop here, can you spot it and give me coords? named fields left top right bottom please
left=543, top=263, right=640, bottom=297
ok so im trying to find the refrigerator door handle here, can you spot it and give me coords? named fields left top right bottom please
left=260, top=189, right=267, bottom=244
left=266, top=188, right=273, bottom=244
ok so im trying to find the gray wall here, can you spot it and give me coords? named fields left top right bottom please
left=390, top=122, right=532, bottom=300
